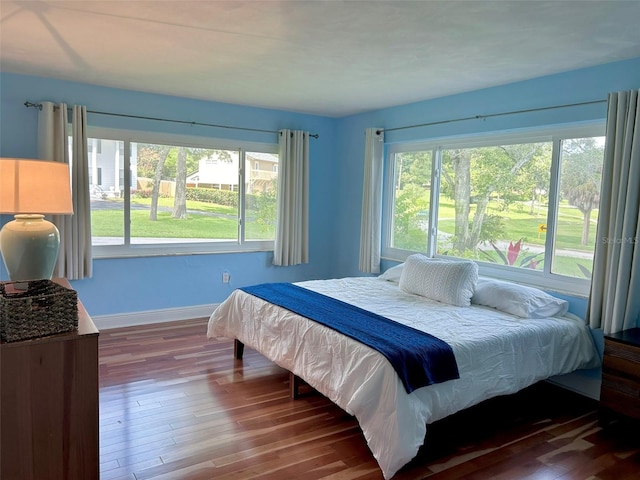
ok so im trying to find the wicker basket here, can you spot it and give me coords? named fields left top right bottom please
left=0, top=279, right=78, bottom=342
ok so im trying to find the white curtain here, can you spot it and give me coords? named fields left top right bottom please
left=38, top=102, right=93, bottom=280
left=359, top=128, right=384, bottom=273
left=273, top=129, right=309, bottom=266
left=587, top=90, right=640, bottom=334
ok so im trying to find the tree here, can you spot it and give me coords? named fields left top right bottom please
left=136, top=144, right=161, bottom=178
left=559, top=138, right=603, bottom=245
left=396, top=151, right=431, bottom=190
left=444, top=149, right=471, bottom=252
left=172, top=147, right=188, bottom=219
left=216, top=149, right=233, bottom=163
left=392, top=152, right=431, bottom=250
left=136, top=144, right=172, bottom=221
left=252, top=179, right=278, bottom=233
left=138, top=144, right=213, bottom=221
left=150, top=147, right=170, bottom=221
left=440, top=143, right=550, bottom=254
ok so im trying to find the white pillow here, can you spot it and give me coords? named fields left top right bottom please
left=471, top=278, right=569, bottom=318
left=378, top=263, right=404, bottom=282
left=399, top=254, right=478, bottom=307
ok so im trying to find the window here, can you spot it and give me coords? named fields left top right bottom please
left=86, top=128, right=279, bottom=257
left=87, top=138, right=101, bottom=154
left=383, top=124, right=604, bottom=294
left=89, top=167, right=102, bottom=187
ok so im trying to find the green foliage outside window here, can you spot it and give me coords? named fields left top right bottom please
left=389, top=136, right=604, bottom=278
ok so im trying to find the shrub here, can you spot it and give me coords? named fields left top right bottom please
left=134, top=189, right=153, bottom=199
left=134, top=189, right=170, bottom=199
left=186, top=187, right=238, bottom=208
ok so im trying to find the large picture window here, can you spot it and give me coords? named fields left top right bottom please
left=383, top=125, right=605, bottom=294
left=85, top=128, right=278, bottom=257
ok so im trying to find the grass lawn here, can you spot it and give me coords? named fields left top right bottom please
left=393, top=193, right=597, bottom=277
left=131, top=197, right=237, bottom=216
left=91, top=202, right=273, bottom=240
left=133, top=212, right=238, bottom=238
left=436, top=197, right=597, bottom=250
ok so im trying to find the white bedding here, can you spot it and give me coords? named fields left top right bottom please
left=207, top=277, right=599, bottom=479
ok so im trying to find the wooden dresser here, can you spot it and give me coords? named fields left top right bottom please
left=600, top=327, right=640, bottom=422
left=0, top=279, right=99, bottom=480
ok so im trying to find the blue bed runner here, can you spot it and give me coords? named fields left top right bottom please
left=240, top=282, right=459, bottom=394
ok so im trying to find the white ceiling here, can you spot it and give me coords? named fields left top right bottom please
left=1, top=0, right=640, bottom=117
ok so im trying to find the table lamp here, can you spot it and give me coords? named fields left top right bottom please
left=0, top=158, right=73, bottom=281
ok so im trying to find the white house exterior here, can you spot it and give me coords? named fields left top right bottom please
left=88, top=138, right=138, bottom=198
left=187, top=151, right=278, bottom=193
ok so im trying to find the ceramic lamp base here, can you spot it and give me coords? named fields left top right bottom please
left=0, top=214, right=60, bottom=281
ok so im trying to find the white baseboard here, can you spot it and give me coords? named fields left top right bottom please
left=93, top=303, right=219, bottom=330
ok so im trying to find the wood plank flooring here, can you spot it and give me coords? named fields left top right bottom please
left=99, top=318, right=640, bottom=479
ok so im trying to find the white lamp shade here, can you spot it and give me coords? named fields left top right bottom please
left=0, top=158, right=74, bottom=281
left=0, top=158, right=73, bottom=214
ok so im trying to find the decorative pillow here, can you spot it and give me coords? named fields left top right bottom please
left=399, top=254, right=478, bottom=307
left=471, top=278, right=569, bottom=318
left=378, top=263, right=404, bottom=282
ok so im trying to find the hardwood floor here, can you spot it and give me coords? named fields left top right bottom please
left=99, top=319, right=640, bottom=480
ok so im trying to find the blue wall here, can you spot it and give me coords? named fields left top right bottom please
left=1, top=57, right=639, bottom=322
left=0, top=73, right=338, bottom=314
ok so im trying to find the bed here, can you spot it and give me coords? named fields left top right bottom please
left=207, top=261, right=599, bottom=479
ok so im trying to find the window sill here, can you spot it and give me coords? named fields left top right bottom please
left=92, top=240, right=274, bottom=259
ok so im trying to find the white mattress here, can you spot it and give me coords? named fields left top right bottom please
left=207, top=277, right=598, bottom=479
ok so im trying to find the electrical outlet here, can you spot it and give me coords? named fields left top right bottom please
left=222, top=272, right=230, bottom=283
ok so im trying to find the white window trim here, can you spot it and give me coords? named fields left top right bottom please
left=87, top=127, right=278, bottom=258
left=382, top=122, right=605, bottom=296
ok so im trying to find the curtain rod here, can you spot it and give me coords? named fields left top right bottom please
left=24, top=101, right=319, bottom=139
left=375, top=99, right=606, bottom=135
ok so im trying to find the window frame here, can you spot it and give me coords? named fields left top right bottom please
left=382, top=122, right=605, bottom=296
left=86, top=127, right=279, bottom=259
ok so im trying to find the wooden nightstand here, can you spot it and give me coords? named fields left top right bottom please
left=0, top=279, right=99, bottom=480
left=600, top=327, right=640, bottom=422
